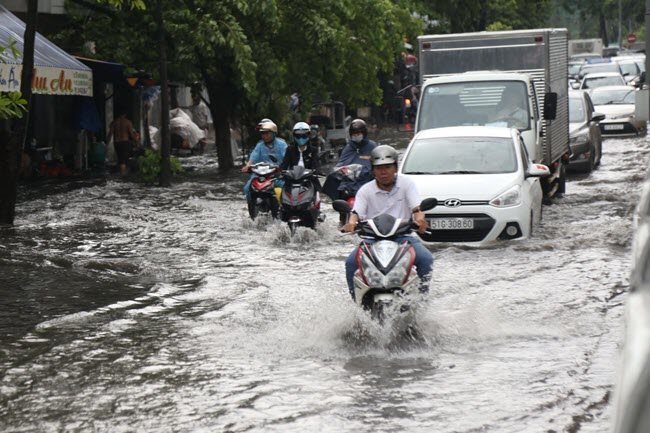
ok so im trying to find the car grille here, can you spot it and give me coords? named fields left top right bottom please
left=420, top=213, right=495, bottom=242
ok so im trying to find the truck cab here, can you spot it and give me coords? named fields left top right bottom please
left=416, top=72, right=544, bottom=163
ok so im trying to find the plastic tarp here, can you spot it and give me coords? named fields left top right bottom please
left=0, top=5, right=92, bottom=96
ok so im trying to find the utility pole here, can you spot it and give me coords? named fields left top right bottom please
left=618, top=0, right=622, bottom=49
left=646, top=0, right=650, bottom=87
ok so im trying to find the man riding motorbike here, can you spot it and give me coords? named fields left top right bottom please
left=241, top=120, right=288, bottom=201
left=341, top=145, right=433, bottom=299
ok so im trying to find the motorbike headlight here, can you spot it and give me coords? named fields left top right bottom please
left=360, top=253, right=385, bottom=288
left=383, top=250, right=413, bottom=288
left=490, top=185, right=521, bottom=208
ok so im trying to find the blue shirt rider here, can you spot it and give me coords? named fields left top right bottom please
left=241, top=119, right=288, bottom=200
left=335, top=119, right=377, bottom=198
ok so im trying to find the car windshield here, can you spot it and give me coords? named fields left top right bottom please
left=579, top=63, right=620, bottom=77
left=569, top=97, right=585, bottom=122
left=582, top=75, right=626, bottom=89
left=636, top=59, right=646, bottom=72
left=402, top=136, right=518, bottom=175
left=417, top=81, right=530, bottom=131
left=619, top=62, right=639, bottom=76
left=591, top=88, right=635, bottom=105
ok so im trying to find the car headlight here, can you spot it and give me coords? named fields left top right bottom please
left=569, top=133, right=589, bottom=145
left=490, top=185, right=521, bottom=208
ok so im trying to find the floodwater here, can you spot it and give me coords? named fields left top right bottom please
left=1, top=129, right=648, bottom=432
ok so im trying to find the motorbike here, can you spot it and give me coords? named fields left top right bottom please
left=246, top=162, right=281, bottom=220
left=333, top=197, right=438, bottom=324
left=322, top=163, right=364, bottom=226
left=280, top=165, right=322, bottom=235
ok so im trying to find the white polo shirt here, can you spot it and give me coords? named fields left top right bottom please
left=352, top=174, right=420, bottom=221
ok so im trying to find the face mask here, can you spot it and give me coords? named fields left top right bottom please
left=295, top=136, right=309, bottom=146
left=351, top=134, right=363, bottom=143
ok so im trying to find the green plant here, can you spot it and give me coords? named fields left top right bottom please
left=137, top=148, right=183, bottom=183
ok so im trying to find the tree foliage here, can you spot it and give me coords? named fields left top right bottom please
left=0, top=41, right=27, bottom=120
left=553, top=0, right=644, bottom=43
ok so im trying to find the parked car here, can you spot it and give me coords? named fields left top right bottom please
left=590, top=85, right=647, bottom=137
left=568, top=90, right=604, bottom=173
left=400, top=126, right=549, bottom=245
left=579, top=72, right=627, bottom=90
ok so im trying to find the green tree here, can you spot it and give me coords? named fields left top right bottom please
left=56, top=0, right=422, bottom=170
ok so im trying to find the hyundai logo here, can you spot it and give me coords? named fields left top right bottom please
left=444, top=199, right=462, bottom=208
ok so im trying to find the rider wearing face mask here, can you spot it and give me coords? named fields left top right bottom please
left=335, top=119, right=377, bottom=197
left=281, top=122, right=321, bottom=173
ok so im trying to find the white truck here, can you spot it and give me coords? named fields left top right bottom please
left=568, top=38, right=604, bottom=58
left=416, top=28, right=569, bottom=198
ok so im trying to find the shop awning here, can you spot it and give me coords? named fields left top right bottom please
left=0, top=5, right=92, bottom=96
left=76, top=56, right=125, bottom=84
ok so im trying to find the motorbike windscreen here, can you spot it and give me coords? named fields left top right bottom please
left=417, top=81, right=531, bottom=131
left=402, top=136, right=518, bottom=175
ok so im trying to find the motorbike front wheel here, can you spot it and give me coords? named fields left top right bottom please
left=288, top=221, right=298, bottom=236
left=247, top=200, right=259, bottom=220
left=371, top=300, right=389, bottom=325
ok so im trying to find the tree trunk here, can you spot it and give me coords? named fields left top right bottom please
left=600, top=13, right=609, bottom=46
left=204, top=82, right=234, bottom=171
left=157, top=0, right=171, bottom=187
left=213, top=106, right=234, bottom=171
left=0, top=128, right=19, bottom=224
left=0, top=0, right=37, bottom=225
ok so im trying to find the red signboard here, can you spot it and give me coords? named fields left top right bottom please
left=627, top=33, right=637, bottom=44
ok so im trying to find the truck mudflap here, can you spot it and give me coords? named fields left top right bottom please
left=542, top=158, right=567, bottom=200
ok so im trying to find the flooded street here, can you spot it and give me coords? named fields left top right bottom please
left=1, top=130, right=648, bottom=433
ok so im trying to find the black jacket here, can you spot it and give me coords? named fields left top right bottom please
left=280, top=144, right=321, bottom=172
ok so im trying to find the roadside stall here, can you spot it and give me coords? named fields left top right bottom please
left=0, top=5, right=94, bottom=176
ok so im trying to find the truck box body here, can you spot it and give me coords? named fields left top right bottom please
left=417, top=29, right=569, bottom=167
left=568, top=38, right=604, bottom=57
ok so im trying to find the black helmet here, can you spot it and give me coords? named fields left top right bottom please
left=370, top=145, right=398, bottom=166
left=309, top=124, right=319, bottom=138
left=349, top=118, right=367, bottom=138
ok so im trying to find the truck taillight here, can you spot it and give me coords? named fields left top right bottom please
left=534, top=36, right=543, bottom=43
left=422, top=42, right=431, bottom=49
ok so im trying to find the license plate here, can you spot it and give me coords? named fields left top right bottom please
left=604, top=124, right=625, bottom=130
left=430, top=218, right=474, bottom=230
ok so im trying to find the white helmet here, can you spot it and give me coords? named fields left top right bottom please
left=370, top=145, right=398, bottom=166
left=292, top=122, right=310, bottom=135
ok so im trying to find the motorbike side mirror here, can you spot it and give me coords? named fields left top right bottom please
left=420, top=198, right=438, bottom=211
left=333, top=200, right=352, bottom=214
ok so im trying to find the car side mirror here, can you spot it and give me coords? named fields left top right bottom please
left=570, top=81, right=580, bottom=90
left=526, top=163, right=551, bottom=178
left=592, top=112, right=606, bottom=122
left=543, top=92, right=557, bottom=120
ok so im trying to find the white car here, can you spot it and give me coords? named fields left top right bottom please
left=590, top=85, right=647, bottom=137
left=399, top=126, right=550, bottom=245
left=579, top=72, right=627, bottom=90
